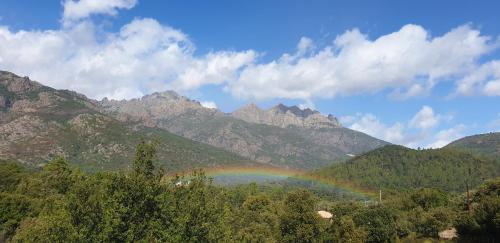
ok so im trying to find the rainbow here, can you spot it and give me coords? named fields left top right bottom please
left=173, top=166, right=376, bottom=200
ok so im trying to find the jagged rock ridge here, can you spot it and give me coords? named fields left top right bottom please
left=231, top=103, right=341, bottom=129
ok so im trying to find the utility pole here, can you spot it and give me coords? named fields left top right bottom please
left=379, top=189, right=382, bottom=204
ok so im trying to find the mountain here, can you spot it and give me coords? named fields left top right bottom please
left=100, top=92, right=388, bottom=169
left=0, top=71, right=257, bottom=171
left=445, top=132, right=500, bottom=160
left=308, top=145, right=500, bottom=192
left=231, top=103, right=341, bottom=129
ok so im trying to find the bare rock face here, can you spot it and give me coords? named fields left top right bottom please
left=0, top=71, right=41, bottom=93
left=0, top=95, right=9, bottom=109
left=10, top=92, right=60, bottom=112
left=232, top=103, right=341, bottom=129
left=99, top=91, right=222, bottom=125
left=0, top=115, right=54, bottom=142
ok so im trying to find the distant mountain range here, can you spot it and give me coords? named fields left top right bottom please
left=99, top=90, right=387, bottom=169
left=0, top=71, right=387, bottom=170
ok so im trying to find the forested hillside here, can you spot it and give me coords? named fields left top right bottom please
left=445, top=132, right=500, bottom=160
left=1, top=142, right=498, bottom=242
left=311, top=145, right=500, bottom=192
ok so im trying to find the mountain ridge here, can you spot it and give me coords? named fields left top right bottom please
left=231, top=102, right=341, bottom=129
left=99, top=88, right=388, bottom=169
left=0, top=71, right=258, bottom=171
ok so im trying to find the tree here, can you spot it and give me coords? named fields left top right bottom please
left=0, top=193, right=38, bottom=241
left=12, top=209, right=78, bottom=242
left=280, top=189, right=321, bottom=243
left=0, top=162, right=27, bottom=192
left=410, top=188, right=448, bottom=211
left=456, top=178, right=500, bottom=240
left=325, top=216, right=366, bottom=243
left=40, top=157, right=74, bottom=194
left=236, top=195, right=280, bottom=242
left=353, top=205, right=398, bottom=243
left=133, top=138, right=158, bottom=179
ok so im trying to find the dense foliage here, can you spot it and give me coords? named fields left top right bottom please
left=312, top=145, right=500, bottom=192
left=0, top=142, right=498, bottom=242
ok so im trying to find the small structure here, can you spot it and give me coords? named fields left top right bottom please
left=438, top=227, right=457, bottom=240
left=317, top=210, right=333, bottom=219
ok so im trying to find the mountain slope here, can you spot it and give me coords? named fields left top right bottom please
left=309, top=145, right=500, bottom=192
left=445, top=132, right=500, bottom=160
left=100, top=92, right=388, bottom=169
left=0, top=71, right=257, bottom=171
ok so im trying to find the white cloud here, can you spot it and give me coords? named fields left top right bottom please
left=200, top=101, right=217, bottom=109
left=296, top=37, right=314, bottom=55
left=349, top=114, right=409, bottom=145
left=227, top=24, right=498, bottom=102
left=0, top=18, right=255, bottom=100
left=426, top=124, right=466, bottom=148
left=172, top=50, right=257, bottom=91
left=63, top=0, right=138, bottom=24
left=1, top=1, right=500, bottom=104
left=409, top=105, right=439, bottom=130
left=343, top=106, right=464, bottom=148
left=455, top=60, right=500, bottom=96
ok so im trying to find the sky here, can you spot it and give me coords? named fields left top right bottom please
left=0, top=0, right=499, bottom=148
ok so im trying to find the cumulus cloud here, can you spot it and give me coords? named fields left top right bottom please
left=0, top=17, right=254, bottom=100
left=1, top=0, right=499, bottom=103
left=63, top=0, right=138, bottom=24
left=349, top=114, right=409, bottom=145
left=409, top=105, right=439, bottom=130
left=455, top=60, right=500, bottom=96
left=227, top=24, right=498, bottom=102
left=200, top=101, right=217, bottom=109
left=426, top=124, right=466, bottom=148
left=342, top=106, right=464, bottom=148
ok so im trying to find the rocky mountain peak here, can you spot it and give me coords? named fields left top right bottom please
left=144, top=90, right=181, bottom=101
left=0, top=71, right=41, bottom=93
left=99, top=90, right=222, bottom=125
left=271, top=103, right=317, bottom=118
left=232, top=103, right=341, bottom=129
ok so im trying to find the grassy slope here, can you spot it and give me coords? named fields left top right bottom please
left=309, top=145, right=500, bottom=192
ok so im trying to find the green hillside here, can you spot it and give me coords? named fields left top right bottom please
left=445, top=132, right=500, bottom=160
left=310, top=145, right=500, bottom=192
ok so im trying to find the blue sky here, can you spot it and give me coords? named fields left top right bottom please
left=0, top=0, right=499, bottom=147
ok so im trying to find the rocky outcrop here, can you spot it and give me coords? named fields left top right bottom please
left=231, top=103, right=341, bottom=129
left=0, top=95, right=10, bottom=109
left=0, top=71, right=41, bottom=93
left=99, top=91, right=222, bottom=126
